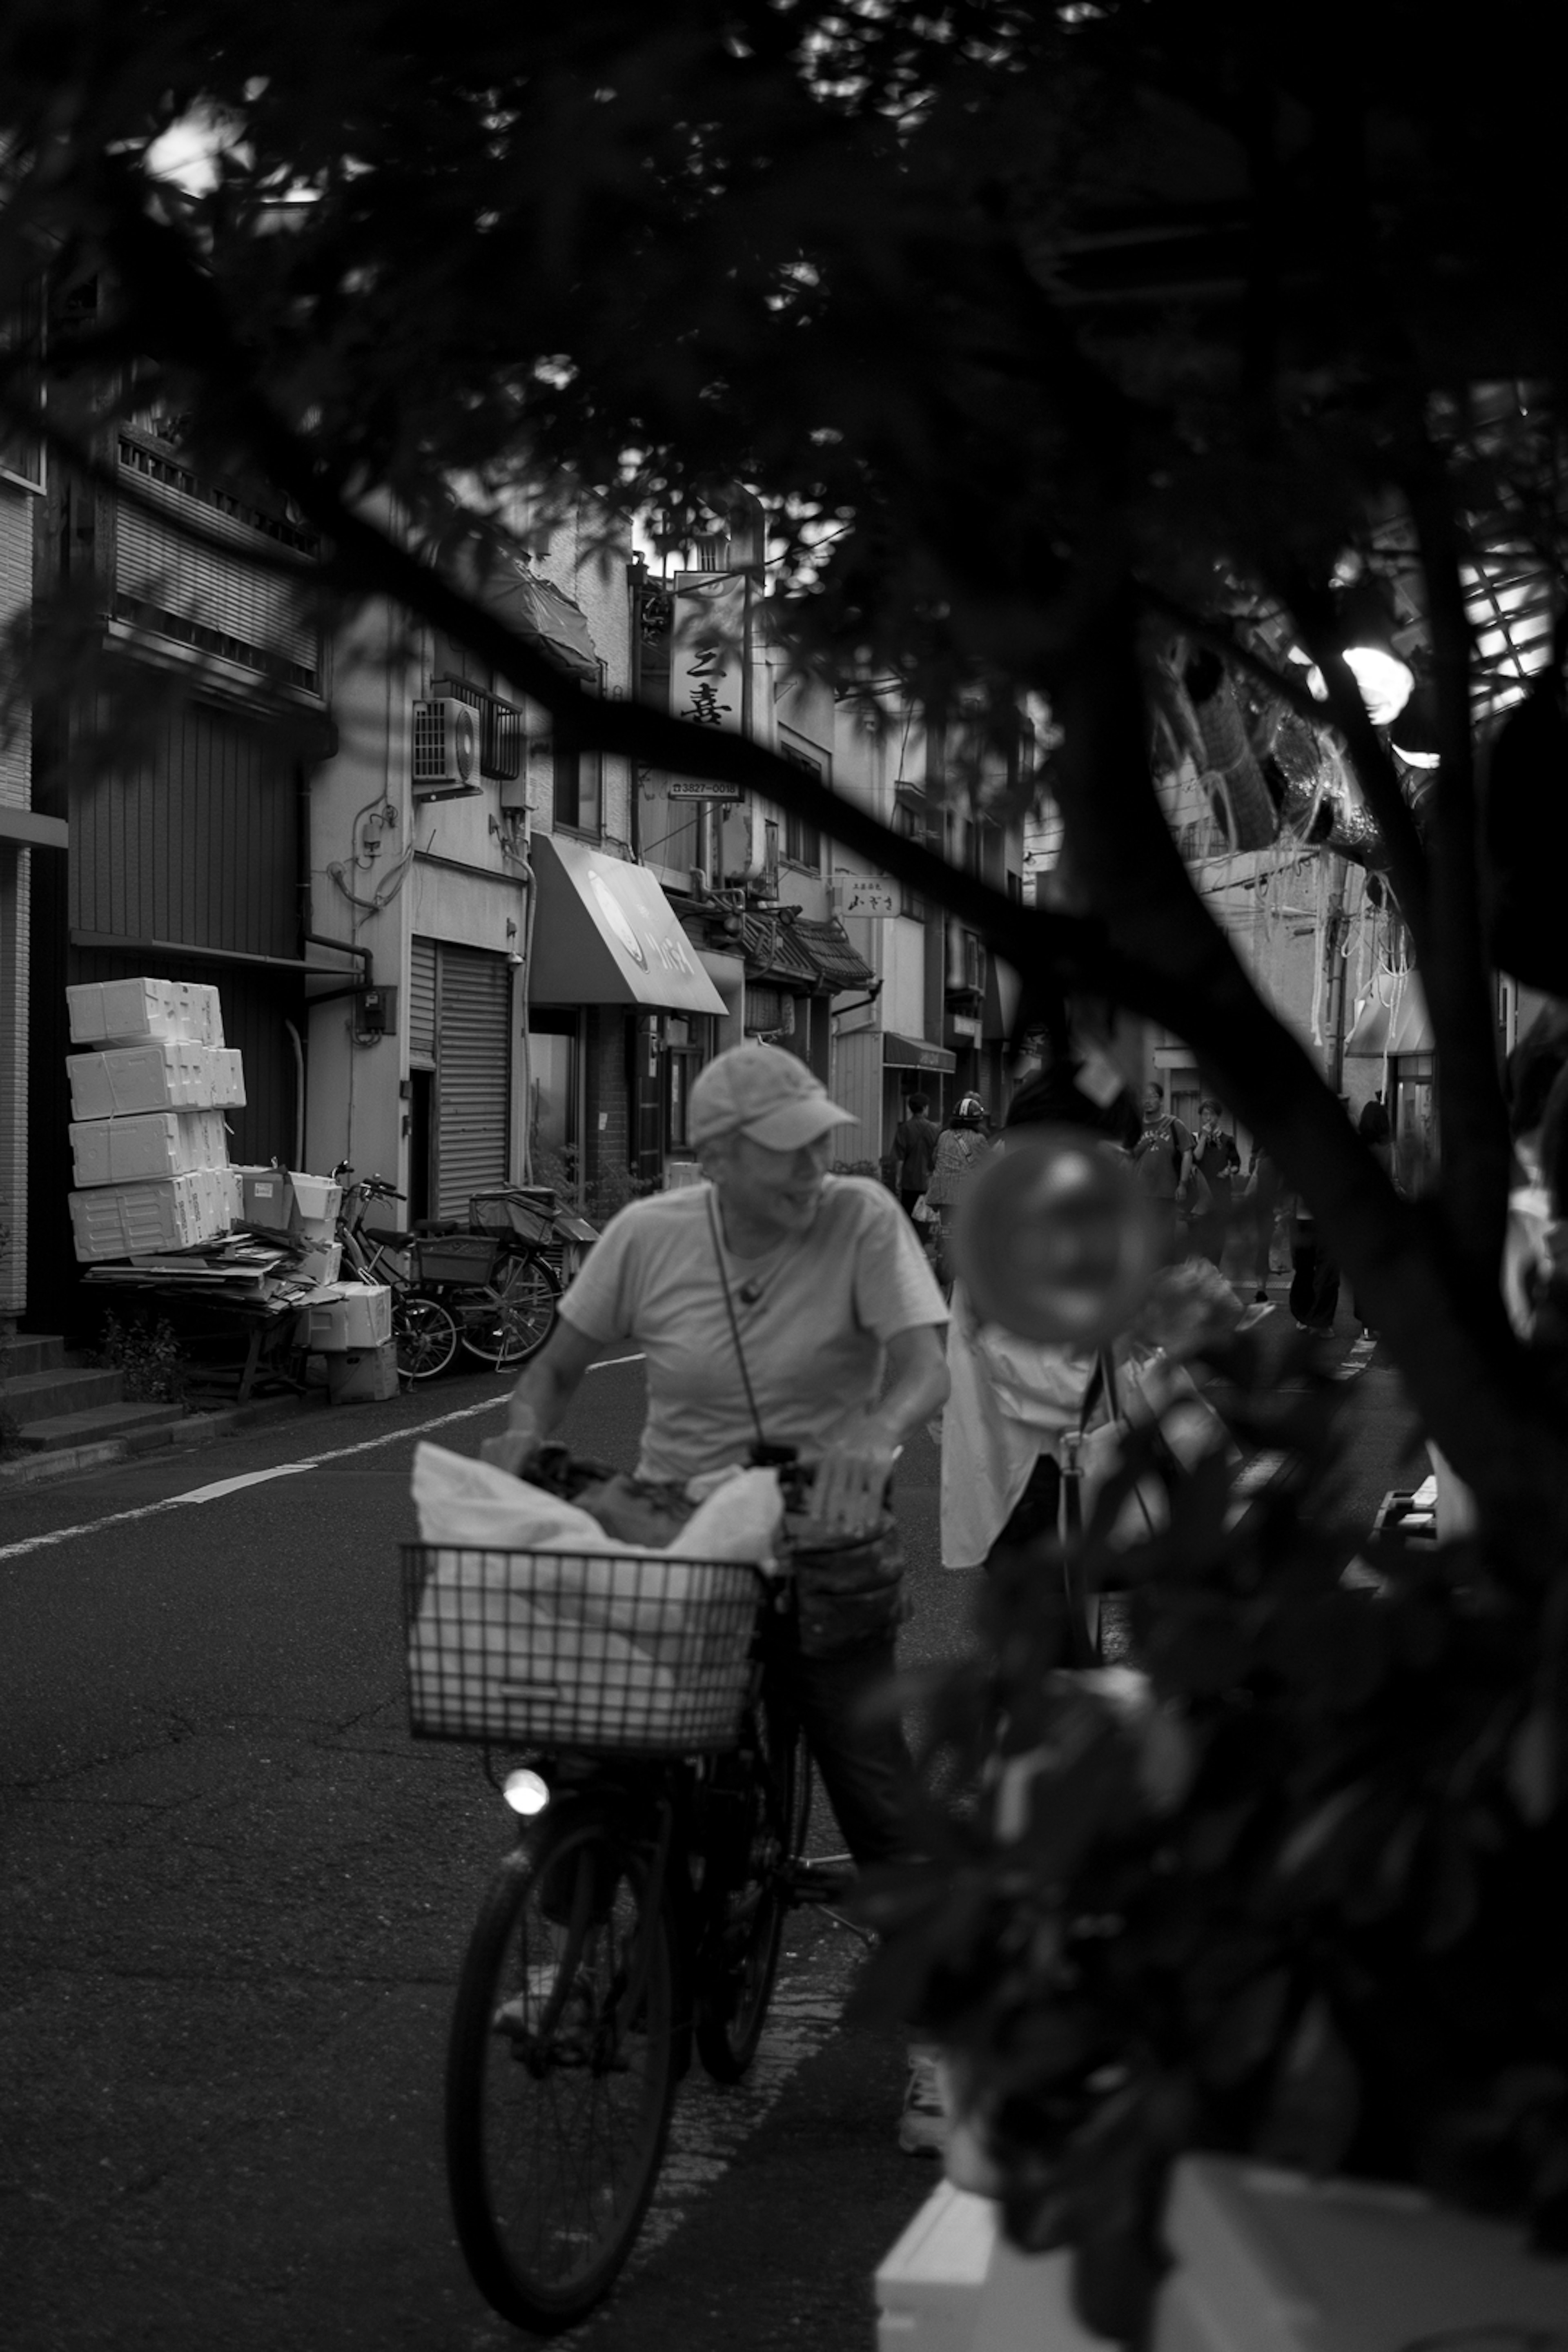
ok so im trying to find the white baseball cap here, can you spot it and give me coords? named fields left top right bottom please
left=690, top=1043, right=858, bottom=1152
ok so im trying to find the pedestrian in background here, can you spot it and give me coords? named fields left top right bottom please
left=922, top=1095, right=994, bottom=1287
left=940, top=1060, right=1134, bottom=1579
left=1244, top=1142, right=1283, bottom=1301
left=1190, top=1097, right=1241, bottom=1268
left=890, top=1091, right=941, bottom=1224
left=1286, top=1187, right=1340, bottom=1336
left=1130, top=1080, right=1195, bottom=1254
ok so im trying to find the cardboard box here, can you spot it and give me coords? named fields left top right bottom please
left=66, top=977, right=225, bottom=1051
left=68, top=1174, right=233, bottom=1263
left=68, top=1109, right=230, bottom=1188
left=304, top=1282, right=393, bottom=1352
left=238, top=1168, right=296, bottom=1229
left=67, top=1041, right=243, bottom=1119
left=326, top=1341, right=400, bottom=1403
left=1154, top=2157, right=1568, bottom=2352
left=293, top=1239, right=342, bottom=1287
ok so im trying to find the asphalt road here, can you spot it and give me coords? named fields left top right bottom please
left=0, top=1320, right=1421, bottom=2352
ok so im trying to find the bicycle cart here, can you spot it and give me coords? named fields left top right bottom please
left=403, top=1532, right=810, bottom=2332
left=407, top=1229, right=560, bottom=1370
left=334, top=1171, right=561, bottom=1380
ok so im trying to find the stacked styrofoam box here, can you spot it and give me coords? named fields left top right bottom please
left=67, top=1042, right=244, bottom=1119
left=65, top=979, right=244, bottom=1262
left=69, top=1107, right=231, bottom=1188
left=67, top=978, right=224, bottom=1051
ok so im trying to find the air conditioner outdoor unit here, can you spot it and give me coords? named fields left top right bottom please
left=411, top=698, right=481, bottom=799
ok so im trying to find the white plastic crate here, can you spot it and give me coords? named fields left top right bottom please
left=875, top=2183, right=998, bottom=2352
left=67, top=1041, right=245, bottom=1118
left=68, top=1174, right=232, bottom=1263
left=68, top=1108, right=230, bottom=1188
left=66, top=977, right=224, bottom=1051
left=1154, top=2157, right=1568, bottom=2352
left=288, top=1171, right=345, bottom=1240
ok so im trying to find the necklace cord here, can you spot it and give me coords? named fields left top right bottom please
left=707, top=1190, right=770, bottom=1459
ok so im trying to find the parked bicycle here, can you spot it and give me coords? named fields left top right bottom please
left=402, top=1448, right=826, bottom=2332
left=335, top=1169, right=560, bottom=1381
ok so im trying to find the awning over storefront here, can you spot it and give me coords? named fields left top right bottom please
left=882, top=1030, right=956, bottom=1074
left=530, top=834, right=727, bottom=1014
left=792, top=915, right=877, bottom=993
left=452, top=549, right=601, bottom=678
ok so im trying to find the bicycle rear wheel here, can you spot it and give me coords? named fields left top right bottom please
left=393, top=1293, right=459, bottom=1381
left=446, top=1802, right=677, bottom=2332
left=459, top=1252, right=560, bottom=1368
left=694, top=1694, right=812, bottom=2082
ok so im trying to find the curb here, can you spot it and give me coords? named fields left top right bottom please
left=0, top=1388, right=328, bottom=1495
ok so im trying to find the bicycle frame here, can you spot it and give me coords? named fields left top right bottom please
left=488, top=1666, right=801, bottom=2067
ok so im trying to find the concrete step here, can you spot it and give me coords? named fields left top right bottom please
left=3, top=1365, right=127, bottom=1428
left=14, top=1401, right=187, bottom=1454
left=0, top=1334, right=69, bottom=1378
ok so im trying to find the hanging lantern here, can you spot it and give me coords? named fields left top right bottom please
left=1184, top=653, right=1280, bottom=851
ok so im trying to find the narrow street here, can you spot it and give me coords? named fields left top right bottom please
left=1, top=1328, right=1421, bottom=2352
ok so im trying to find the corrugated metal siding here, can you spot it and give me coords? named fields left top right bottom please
left=434, top=945, right=511, bottom=1218
left=70, top=699, right=300, bottom=957
left=408, top=936, right=437, bottom=1062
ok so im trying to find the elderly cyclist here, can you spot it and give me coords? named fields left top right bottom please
left=483, top=1040, right=951, bottom=2149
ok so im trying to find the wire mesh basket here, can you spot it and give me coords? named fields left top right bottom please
left=401, top=1544, right=766, bottom=1754
left=411, top=1232, right=502, bottom=1286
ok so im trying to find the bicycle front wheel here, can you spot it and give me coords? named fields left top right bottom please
left=459, top=1252, right=561, bottom=1369
left=393, top=1293, right=459, bottom=1381
left=695, top=1694, right=812, bottom=2082
left=446, top=1802, right=677, bottom=2333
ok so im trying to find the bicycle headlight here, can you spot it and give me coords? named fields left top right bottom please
left=503, top=1768, right=551, bottom=1818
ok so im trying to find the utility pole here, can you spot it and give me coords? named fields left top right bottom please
left=1323, top=853, right=1350, bottom=1096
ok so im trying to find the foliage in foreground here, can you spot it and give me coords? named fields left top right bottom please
left=859, top=1329, right=1568, bottom=2343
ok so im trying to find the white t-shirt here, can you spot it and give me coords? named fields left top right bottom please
left=559, top=1175, right=948, bottom=1483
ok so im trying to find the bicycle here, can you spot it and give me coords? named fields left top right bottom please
left=334, top=1169, right=560, bottom=1381
left=402, top=1449, right=823, bottom=2332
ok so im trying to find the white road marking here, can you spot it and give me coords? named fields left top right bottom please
left=0, top=1353, right=647, bottom=1566
left=168, top=1465, right=319, bottom=1503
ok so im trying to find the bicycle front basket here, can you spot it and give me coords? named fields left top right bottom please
left=401, top=1545, right=764, bottom=1754
left=412, top=1232, right=501, bottom=1285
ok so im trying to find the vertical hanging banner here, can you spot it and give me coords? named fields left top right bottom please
left=666, top=571, right=770, bottom=800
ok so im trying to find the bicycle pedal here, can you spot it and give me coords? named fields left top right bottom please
left=787, top=1860, right=858, bottom=1905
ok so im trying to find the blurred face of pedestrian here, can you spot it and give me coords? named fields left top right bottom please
left=1199, top=1098, right=1221, bottom=1131
left=702, top=1130, right=834, bottom=1248
left=1141, top=1084, right=1164, bottom=1122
